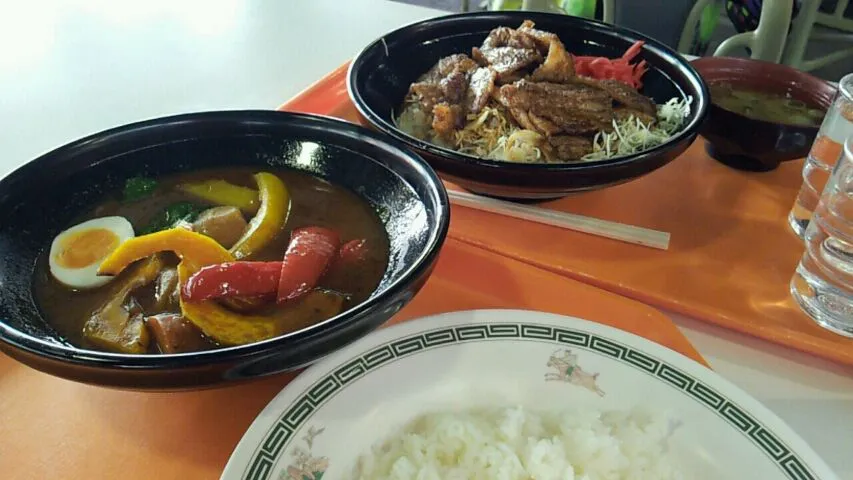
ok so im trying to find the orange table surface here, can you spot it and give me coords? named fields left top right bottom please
left=281, top=62, right=853, bottom=367
left=0, top=238, right=704, bottom=480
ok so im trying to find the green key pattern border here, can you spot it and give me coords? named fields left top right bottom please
left=240, top=323, right=815, bottom=480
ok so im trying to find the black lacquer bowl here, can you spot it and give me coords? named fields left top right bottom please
left=0, top=111, right=449, bottom=390
left=348, top=11, right=709, bottom=200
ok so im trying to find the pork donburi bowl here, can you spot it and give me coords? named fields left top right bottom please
left=348, top=11, right=709, bottom=199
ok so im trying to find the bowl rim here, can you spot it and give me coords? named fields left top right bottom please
left=690, top=55, right=835, bottom=86
left=0, top=110, right=450, bottom=369
left=347, top=10, right=710, bottom=172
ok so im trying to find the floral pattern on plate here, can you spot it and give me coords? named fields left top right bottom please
left=280, top=426, right=328, bottom=480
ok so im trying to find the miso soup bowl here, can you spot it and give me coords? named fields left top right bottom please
left=0, top=111, right=449, bottom=390
left=692, top=57, right=837, bottom=172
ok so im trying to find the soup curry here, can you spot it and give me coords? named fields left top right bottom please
left=33, top=168, right=389, bottom=354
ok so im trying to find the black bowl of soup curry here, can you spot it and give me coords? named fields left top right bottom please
left=692, top=57, right=836, bottom=172
left=0, top=111, right=449, bottom=390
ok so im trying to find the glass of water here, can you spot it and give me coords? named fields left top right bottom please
left=788, top=73, right=853, bottom=238
left=791, top=135, right=853, bottom=336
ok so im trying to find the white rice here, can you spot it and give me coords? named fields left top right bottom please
left=353, top=406, right=683, bottom=480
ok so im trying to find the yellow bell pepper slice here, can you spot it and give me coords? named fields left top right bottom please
left=178, top=179, right=260, bottom=214
left=229, top=172, right=290, bottom=260
left=98, top=228, right=233, bottom=276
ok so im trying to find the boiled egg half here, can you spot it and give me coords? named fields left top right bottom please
left=48, top=216, right=135, bottom=289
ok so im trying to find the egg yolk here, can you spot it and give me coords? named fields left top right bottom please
left=55, top=228, right=120, bottom=269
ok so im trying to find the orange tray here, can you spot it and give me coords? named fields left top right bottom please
left=280, top=62, right=853, bottom=367
left=0, top=238, right=703, bottom=480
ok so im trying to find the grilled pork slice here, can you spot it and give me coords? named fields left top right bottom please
left=527, top=112, right=562, bottom=136
left=419, top=53, right=479, bottom=84
left=432, top=103, right=465, bottom=137
left=614, top=106, right=656, bottom=126
left=472, top=24, right=543, bottom=83
left=571, top=77, right=656, bottom=117
left=406, top=53, right=498, bottom=138
left=548, top=135, right=594, bottom=161
left=530, top=36, right=575, bottom=83
left=409, top=54, right=477, bottom=112
left=517, top=19, right=561, bottom=54
left=481, top=25, right=539, bottom=51
left=472, top=46, right=540, bottom=83
left=498, top=80, right=613, bottom=136
left=466, top=67, right=498, bottom=115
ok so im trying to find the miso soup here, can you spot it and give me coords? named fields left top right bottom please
left=709, top=82, right=826, bottom=127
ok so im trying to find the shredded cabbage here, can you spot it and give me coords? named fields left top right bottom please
left=583, top=96, right=693, bottom=161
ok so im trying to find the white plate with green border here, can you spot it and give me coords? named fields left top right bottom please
left=221, top=309, right=837, bottom=480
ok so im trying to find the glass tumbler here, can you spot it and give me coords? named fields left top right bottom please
left=788, top=73, right=853, bottom=238
left=791, top=135, right=853, bottom=336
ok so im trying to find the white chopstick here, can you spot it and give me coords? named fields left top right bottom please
left=448, top=190, right=671, bottom=251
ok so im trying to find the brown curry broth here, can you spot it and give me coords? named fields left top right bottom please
left=32, top=167, right=390, bottom=352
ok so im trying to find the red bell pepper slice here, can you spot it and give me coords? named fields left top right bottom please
left=182, top=227, right=346, bottom=305
left=323, top=238, right=370, bottom=282
left=182, top=261, right=281, bottom=302
left=277, top=227, right=340, bottom=304
left=338, top=239, right=369, bottom=265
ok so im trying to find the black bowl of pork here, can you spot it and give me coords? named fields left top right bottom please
left=348, top=11, right=709, bottom=200
left=0, top=110, right=449, bottom=390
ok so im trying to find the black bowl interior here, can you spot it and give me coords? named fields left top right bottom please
left=349, top=11, right=709, bottom=175
left=0, top=111, right=448, bottom=375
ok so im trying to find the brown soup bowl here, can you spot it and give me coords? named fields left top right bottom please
left=691, top=57, right=837, bottom=172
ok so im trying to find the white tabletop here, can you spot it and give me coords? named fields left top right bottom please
left=1, top=1, right=852, bottom=477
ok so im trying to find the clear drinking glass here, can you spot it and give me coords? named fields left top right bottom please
left=791, top=135, right=853, bottom=336
left=788, top=73, right=853, bottom=238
